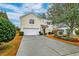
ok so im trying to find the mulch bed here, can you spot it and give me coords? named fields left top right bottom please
left=47, top=35, right=79, bottom=46
left=0, top=33, right=23, bottom=56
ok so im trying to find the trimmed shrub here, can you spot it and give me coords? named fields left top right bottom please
left=16, top=27, right=20, bottom=31
left=39, top=31, right=43, bottom=35
left=56, top=33, right=79, bottom=42
left=0, top=17, right=16, bottom=42
left=56, top=36, right=76, bottom=40
left=19, top=32, right=24, bottom=36
left=48, top=32, right=53, bottom=34
left=60, top=37, right=75, bottom=40
left=58, top=30, right=64, bottom=35
left=44, top=33, right=47, bottom=35
left=75, top=29, right=79, bottom=35
left=59, top=31, right=63, bottom=35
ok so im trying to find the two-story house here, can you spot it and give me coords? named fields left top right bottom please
left=20, top=13, right=52, bottom=35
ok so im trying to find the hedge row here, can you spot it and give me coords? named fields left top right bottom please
left=0, top=17, right=16, bottom=42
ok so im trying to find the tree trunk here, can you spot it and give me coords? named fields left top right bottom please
left=69, top=29, right=73, bottom=37
left=43, top=29, right=46, bottom=35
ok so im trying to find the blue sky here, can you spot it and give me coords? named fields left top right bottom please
left=0, top=3, right=49, bottom=27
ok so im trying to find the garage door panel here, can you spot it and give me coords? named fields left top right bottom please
left=24, top=29, right=39, bottom=35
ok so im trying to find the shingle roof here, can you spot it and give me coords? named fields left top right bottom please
left=20, top=13, right=43, bottom=19
left=57, top=22, right=67, bottom=28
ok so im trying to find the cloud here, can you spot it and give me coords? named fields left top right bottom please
left=7, top=12, right=23, bottom=20
left=22, top=3, right=42, bottom=10
left=0, top=3, right=47, bottom=14
left=0, top=3, right=48, bottom=27
left=21, top=3, right=47, bottom=13
left=33, top=8, right=47, bottom=13
left=0, top=4, right=23, bottom=13
left=7, top=12, right=24, bottom=27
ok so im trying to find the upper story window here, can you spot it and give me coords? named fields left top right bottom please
left=29, top=19, right=34, bottom=24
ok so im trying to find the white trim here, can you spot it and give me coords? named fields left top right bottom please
left=23, top=28, right=39, bottom=35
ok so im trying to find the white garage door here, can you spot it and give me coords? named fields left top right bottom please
left=24, top=28, right=39, bottom=35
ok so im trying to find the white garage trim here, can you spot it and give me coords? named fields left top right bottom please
left=23, top=28, right=39, bottom=35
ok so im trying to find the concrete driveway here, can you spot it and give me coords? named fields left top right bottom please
left=17, top=36, right=79, bottom=56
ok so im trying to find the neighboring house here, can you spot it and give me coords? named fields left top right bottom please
left=57, top=23, right=76, bottom=35
left=20, top=13, right=52, bottom=35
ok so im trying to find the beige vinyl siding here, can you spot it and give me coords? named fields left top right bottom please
left=21, top=13, right=53, bottom=33
left=21, top=14, right=41, bottom=29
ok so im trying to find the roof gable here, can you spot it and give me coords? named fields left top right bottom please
left=20, top=13, right=41, bottom=19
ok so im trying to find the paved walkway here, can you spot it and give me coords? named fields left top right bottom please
left=17, top=36, right=79, bottom=56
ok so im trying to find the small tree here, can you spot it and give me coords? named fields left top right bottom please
left=61, top=3, right=79, bottom=37
left=47, top=3, right=79, bottom=37
left=41, top=25, right=48, bottom=35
